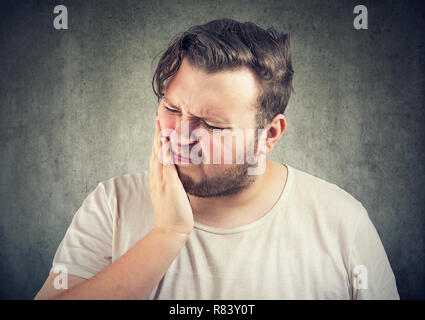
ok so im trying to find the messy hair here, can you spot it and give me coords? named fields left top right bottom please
left=152, top=18, right=294, bottom=128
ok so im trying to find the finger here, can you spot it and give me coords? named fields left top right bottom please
left=149, top=119, right=157, bottom=169
left=158, top=124, right=171, bottom=168
left=160, top=135, right=171, bottom=166
left=162, top=136, right=180, bottom=180
left=151, top=117, right=161, bottom=155
left=150, top=118, right=163, bottom=180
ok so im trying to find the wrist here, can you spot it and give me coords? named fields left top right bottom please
left=152, top=225, right=192, bottom=241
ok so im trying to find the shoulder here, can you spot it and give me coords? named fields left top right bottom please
left=96, top=170, right=151, bottom=217
left=286, top=165, right=373, bottom=265
left=288, top=165, right=367, bottom=224
left=99, top=171, right=149, bottom=195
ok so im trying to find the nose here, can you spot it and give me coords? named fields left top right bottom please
left=173, top=118, right=198, bottom=148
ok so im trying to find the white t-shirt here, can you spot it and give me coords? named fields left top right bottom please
left=50, top=164, right=400, bottom=299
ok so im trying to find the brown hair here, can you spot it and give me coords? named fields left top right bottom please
left=152, top=18, right=294, bottom=128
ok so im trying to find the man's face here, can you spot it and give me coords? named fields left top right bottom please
left=157, top=58, right=263, bottom=197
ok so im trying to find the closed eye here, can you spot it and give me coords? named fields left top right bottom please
left=164, top=106, right=180, bottom=114
left=202, top=122, right=228, bottom=131
left=162, top=102, right=230, bottom=130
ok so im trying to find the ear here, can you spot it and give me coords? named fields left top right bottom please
left=259, top=114, right=287, bottom=155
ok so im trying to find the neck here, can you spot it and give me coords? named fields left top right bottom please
left=188, top=160, right=286, bottom=229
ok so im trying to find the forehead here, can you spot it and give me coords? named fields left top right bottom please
left=164, top=58, right=260, bottom=125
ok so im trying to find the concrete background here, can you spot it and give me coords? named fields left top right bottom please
left=0, top=0, right=424, bottom=299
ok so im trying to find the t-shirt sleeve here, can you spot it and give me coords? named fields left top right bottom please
left=49, top=182, right=113, bottom=279
left=348, top=205, right=400, bottom=300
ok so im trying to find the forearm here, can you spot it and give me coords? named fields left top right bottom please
left=53, top=228, right=189, bottom=300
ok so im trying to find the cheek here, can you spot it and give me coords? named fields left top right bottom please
left=210, top=133, right=252, bottom=163
left=206, top=134, right=235, bottom=163
left=197, top=136, right=209, bottom=151
left=211, top=135, right=241, bottom=154
left=158, top=108, right=175, bottom=130
left=209, top=134, right=223, bottom=153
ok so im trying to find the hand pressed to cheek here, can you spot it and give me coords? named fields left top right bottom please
left=148, top=117, right=194, bottom=235
left=157, top=105, right=175, bottom=130
left=158, top=132, right=173, bottom=166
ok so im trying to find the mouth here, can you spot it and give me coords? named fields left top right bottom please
left=170, top=147, right=192, bottom=164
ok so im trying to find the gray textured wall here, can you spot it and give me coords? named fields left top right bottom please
left=1, top=0, right=424, bottom=299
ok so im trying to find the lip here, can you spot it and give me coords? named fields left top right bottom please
left=170, top=148, right=192, bottom=164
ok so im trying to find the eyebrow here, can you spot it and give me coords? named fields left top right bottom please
left=162, top=96, right=231, bottom=125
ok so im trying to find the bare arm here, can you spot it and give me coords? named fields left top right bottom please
left=34, top=117, right=194, bottom=299
left=34, top=228, right=188, bottom=299
left=34, top=273, right=87, bottom=299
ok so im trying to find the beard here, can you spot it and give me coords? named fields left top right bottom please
left=175, top=125, right=263, bottom=198
left=176, top=163, right=257, bottom=198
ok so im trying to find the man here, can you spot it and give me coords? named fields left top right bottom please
left=34, top=18, right=399, bottom=299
